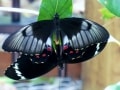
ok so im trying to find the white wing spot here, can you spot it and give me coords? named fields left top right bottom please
left=46, top=37, right=51, bottom=46
left=94, top=43, right=101, bottom=56
left=63, top=35, right=69, bottom=45
left=13, top=63, right=26, bottom=80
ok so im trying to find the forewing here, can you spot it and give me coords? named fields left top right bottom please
left=2, top=20, right=54, bottom=54
left=61, top=18, right=109, bottom=63
left=5, top=54, right=57, bottom=80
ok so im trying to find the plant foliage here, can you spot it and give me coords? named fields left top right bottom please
left=38, top=0, right=72, bottom=21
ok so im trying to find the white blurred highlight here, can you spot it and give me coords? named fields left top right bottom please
left=0, top=34, right=9, bottom=52
left=108, top=35, right=120, bottom=46
left=0, top=7, right=39, bottom=15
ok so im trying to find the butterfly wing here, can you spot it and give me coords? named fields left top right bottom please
left=61, top=18, right=109, bottom=63
left=2, top=20, right=54, bottom=54
left=5, top=53, right=57, bottom=80
left=63, top=42, right=107, bottom=63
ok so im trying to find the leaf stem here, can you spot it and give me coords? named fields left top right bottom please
left=55, top=0, right=59, bottom=14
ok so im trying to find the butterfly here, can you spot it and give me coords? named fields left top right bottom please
left=2, top=14, right=109, bottom=80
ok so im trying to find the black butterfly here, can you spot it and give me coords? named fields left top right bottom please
left=2, top=15, right=109, bottom=80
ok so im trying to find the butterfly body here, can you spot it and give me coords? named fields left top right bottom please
left=3, top=16, right=109, bottom=80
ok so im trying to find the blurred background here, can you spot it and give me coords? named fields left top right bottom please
left=0, top=0, right=120, bottom=90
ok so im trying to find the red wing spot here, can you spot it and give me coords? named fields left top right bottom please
left=47, top=47, right=52, bottom=51
left=76, top=50, right=79, bottom=53
left=42, top=54, right=47, bottom=57
left=35, top=55, right=40, bottom=58
left=69, top=51, right=74, bottom=54
left=63, top=45, right=68, bottom=50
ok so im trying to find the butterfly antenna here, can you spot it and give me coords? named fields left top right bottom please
left=108, top=35, right=120, bottom=46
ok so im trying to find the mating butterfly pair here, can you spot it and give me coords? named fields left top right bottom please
left=2, top=16, right=109, bottom=80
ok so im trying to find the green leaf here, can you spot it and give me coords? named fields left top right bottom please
left=30, top=77, right=55, bottom=84
left=98, top=0, right=120, bottom=17
left=38, top=0, right=72, bottom=21
left=105, top=83, right=120, bottom=90
left=100, top=7, right=115, bottom=20
left=0, top=76, right=15, bottom=84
